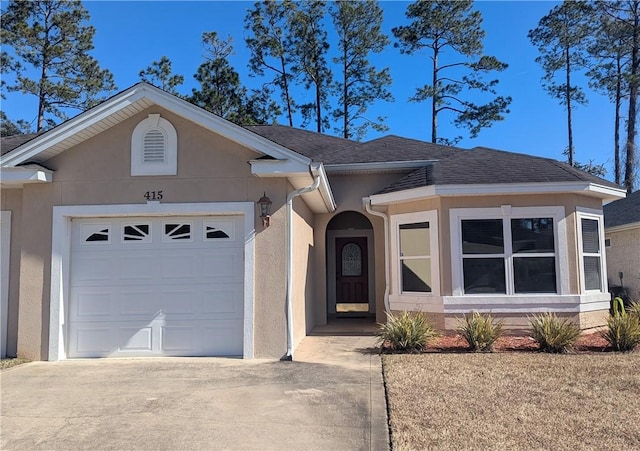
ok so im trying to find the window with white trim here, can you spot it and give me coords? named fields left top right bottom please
left=131, top=113, right=177, bottom=176
left=577, top=211, right=606, bottom=292
left=451, top=207, right=565, bottom=296
left=391, top=211, right=439, bottom=296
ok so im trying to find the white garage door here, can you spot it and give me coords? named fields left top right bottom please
left=68, top=216, right=244, bottom=358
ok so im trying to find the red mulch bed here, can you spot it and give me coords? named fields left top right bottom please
left=423, top=331, right=612, bottom=353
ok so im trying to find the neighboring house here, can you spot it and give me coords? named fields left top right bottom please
left=604, top=190, right=640, bottom=302
left=0, top=83, right=626, bottom=361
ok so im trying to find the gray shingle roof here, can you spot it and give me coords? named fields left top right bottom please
left=376, top=146, right=621, bottom=194
left=604, top=190, right=640, bottom=228
left=1, top=133, right=41, bottom=156
left=244, top=126, right=462, bottom=164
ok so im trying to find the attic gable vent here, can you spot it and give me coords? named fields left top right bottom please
left=143, top=129, right=166, bottom=163
left=131, top=113, right=177, bottom=176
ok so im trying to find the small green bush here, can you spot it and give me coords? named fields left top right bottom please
left=377, top=311, right=440, bottom=352
left=601, top=313, right=640, bottom=352
left=530, top=313, right=581, bottom=353
left=457, top=311, right=504, bottom=352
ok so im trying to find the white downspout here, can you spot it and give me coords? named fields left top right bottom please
left=284, top=165, right=321, bottom=360
left=364, top=198, right=390, bottom=313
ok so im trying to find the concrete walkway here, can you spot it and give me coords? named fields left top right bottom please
left=1, top=335, right=388, bottom=451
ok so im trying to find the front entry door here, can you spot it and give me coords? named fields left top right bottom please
left=335, top=237, right=369, bottom=314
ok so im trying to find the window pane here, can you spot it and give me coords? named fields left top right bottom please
left=401, top=259, right=431, bottom=292
left=513, top=257, right=556, bottom=293
left=342, top=243, right=362, bottom=276
left=399, top=222, right=430, bottom=257
left=581, top=218, right=600, bottom=253
left=463, top=258, right=506, bottom=294
left=462, top=219, right=504, bottom=254
left=511, top=218, right=554, bottom=253
left=584, top=256, right=602, bottom=290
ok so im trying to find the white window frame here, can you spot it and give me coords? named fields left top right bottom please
left=390, top=210, right=440, bottom=298
left=131, top=113, right=178, bottom=176
left=450, top=206, right=569, bottom=296
left=576, top=208, right=607, bottom=294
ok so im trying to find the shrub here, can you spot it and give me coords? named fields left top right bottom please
left=377, top=311, right=440, bottom=352
left=457, top=311, right=504, bottom=352
left=529, top=313, right=581, bottom=353
left=601, top=313, right=640, bottom=352
left=627, top=301, right=640, bottom=321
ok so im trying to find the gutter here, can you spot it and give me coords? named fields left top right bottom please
left=364, top=198, right=390, bottom=313
left=283, top=163, right=321, bottom=360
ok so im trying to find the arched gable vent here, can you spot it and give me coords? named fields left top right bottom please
left=131, top=113, right=177, bottom=176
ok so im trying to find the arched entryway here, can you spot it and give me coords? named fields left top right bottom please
left=326, top=211, right=375, bottom=318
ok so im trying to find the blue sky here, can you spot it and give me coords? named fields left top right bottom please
left=1, top=1, right=622, bottom=182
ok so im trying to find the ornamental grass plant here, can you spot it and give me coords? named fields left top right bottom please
left=457, top=311, right=504, bottom=352
left=601, top=310, right=640, bottom=352
left=377, top=310, right=440, bottom=352
left=530, top=312, right=581, bottom=353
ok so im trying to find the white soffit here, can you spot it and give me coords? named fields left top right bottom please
left=369, top=182, right=627, bottom=205
left=1, top=83, right=311, bottom=168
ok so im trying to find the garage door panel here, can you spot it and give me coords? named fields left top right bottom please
left=69, top=215, right=245, bottom=358
left=73, top=290, right=112, bottom=318
left=202, top=285, right=243, bottom=316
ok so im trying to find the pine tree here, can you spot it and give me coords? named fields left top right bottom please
left=1, top=0, right=116, bottom=131
left=331, top=0, right=392, bottom=140
left=529, top=1, right=593, bottom=167
left=190, top=32, right=278, bottom=125
left=393, top=0, right=510, bottom=145
left=245, top=0, right=298, bottom=127
left=290, top=0, right=332, bottom=133
left=139, top=56, right=184, bottom=95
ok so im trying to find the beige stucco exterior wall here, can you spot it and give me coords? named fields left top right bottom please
left=1, top=188, right=23, bottom=357
left=291, top=193, right=316, bottom=349
left=12, top=106, right=295, bottom=360
left=606, top=226, right=640, bottom=301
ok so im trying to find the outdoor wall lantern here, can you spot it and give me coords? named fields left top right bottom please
left=257, top=192, right=272, bottom=228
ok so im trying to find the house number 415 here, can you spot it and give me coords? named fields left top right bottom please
left=144, top=191, right=163, bottom=201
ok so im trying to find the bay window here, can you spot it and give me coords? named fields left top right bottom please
left=577, top=211, right=606, bottom=292
left=452, top=207, right=564, bottom=296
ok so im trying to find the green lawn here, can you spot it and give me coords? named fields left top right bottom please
left=383, top=352, right=640, bottom=450
left=0, top=358, right=30, bottom=370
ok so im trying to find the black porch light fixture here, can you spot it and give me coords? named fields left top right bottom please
left=257, top=192, right=272, bottom=228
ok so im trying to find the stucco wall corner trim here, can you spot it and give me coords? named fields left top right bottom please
left=48, top=202, right=255, bottom=361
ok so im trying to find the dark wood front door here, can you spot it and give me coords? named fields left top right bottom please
left=335, top=237, right=369, bottom=314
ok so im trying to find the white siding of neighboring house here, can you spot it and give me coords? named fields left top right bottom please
left=605, top=225, right=640, bottom=302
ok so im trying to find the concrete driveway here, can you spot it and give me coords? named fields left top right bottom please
left=1, top=336, right=388, bottom=451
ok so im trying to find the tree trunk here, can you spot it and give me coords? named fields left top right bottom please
left=431, top=46, right=438, bottom=144
left=625, top=1, right=639, bottom=193
left=614, top=49, right=622, bottom=185
left=565, top=45, right=574, bottom=167
left=343, top=45, right=349, bottom=139
left=315, top=81, right=322, bottom=133
left=280, top=55, right=293, bottom=127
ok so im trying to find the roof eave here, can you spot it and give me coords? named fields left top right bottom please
left=369, top=181, right=627, bottom=206
left=0, top=166, right=53, bottom=188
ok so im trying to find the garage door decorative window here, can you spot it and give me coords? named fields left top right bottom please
left=123, top=224, right=151, bottom=242
left=204, top=220, right=232, bottom=240
left=82, top=223, right=110, bottom=243
left=164, top=223, right=191, bottom=241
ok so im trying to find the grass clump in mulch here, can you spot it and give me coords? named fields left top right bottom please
left=0, top=358, right=30, bottom=370
left=529, top=312, right=581, bottom=353
left=457, top=311, right=504, bottom=352
left=602, top=311, right=640, bottom=352
left=376, top=311, right=440, bottom=353
left=383, top=352, right=640, bottom=451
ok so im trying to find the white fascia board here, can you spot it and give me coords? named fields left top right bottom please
left=324, top=160, right=437, bottom=174
left=311, top=162, right=336, bottom=212
left=249, top=159, right=310, bottom=176
left=369, top=181, right=626, bottom=206
left=0, top=166, right=53, bottom=186
left=2, top=83, right=311, bottom=167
